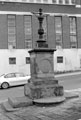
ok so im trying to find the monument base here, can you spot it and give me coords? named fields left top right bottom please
left=24, top=77, right=65, bottom=103
left=33, top=96, right=65, bottom=104
left=25, top=47, right=65, bottom=104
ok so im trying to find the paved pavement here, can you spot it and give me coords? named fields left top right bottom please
left=0, top=94, right=81, bottom=120
left=0, top=71, right=81, bottom=120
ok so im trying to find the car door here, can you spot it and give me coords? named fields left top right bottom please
left=4, top=73, right=17, bottom=86
left=14, top=73, right=27, bottom=85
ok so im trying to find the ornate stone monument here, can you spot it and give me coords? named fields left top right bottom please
left=24, top=8, right=65, bottom=104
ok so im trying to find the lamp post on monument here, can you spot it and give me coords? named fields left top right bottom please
left=24, top=8, right=65, bottom=104
left=32, top=8, right=48, bottom=48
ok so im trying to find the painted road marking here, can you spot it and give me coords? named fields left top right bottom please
left=65, top=88, right=81, bottom=92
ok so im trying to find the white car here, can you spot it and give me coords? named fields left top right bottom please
left=0, top=73, right=30, bottom=89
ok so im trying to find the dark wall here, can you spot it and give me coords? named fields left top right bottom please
left=32, top=15, right=39, bottom=48
left=0, top=14, right=7, bottom=49
left=62, top=16, right=70, bottom=48
left=16, top=15, right=24, bottom=49
left=0, top=3, right=81, bottom=49
left=0, top=2, right=81, bottom=14
left=77, top=17, right=81, bottom=48
left=47, top=16, right=56, bottom=48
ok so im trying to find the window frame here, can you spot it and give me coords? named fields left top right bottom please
left=7, top=15, right=16, bottom=49
left=9, top=57, right=16, bottom=65
left=57, top=56, right=63, bottom=63
left=24, top=15, right=32, bottom=49
left=26, top=57, right=30, bottom=64
left=54, top=16, right=63, bottom=49
left=69, top=16, right=77, bottom=48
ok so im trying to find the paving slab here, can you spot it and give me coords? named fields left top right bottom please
left=8, top=96, right=33, bottom=108
left=0, top=114, right=10, bottom=120
left=4, top=113, right=22, bottom=120
left=0, top=98, right=81, bottom=120
left=0, top=90, right=80, bottom=120
left=36, top=114, right=53, bottom=120
left=1, top=91, right=78, bottom=113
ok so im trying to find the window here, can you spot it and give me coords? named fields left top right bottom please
left=69, top=17, right=77, bottom=48
left=55, top=16, right=63, bottom=49
left=8, top=15, right=16, bottom=49
left=52, top=0, right=57, bottom=3
left=59, top=0, right=63, bottom=4
left=65, top=0, right=69, bottom=4
left=24, top=16, right=32, bottom=49
left=9, top=57, right=16, bottom=64
left=57, top=56, right=63, bottom=63
left=52, top=0, right=75, bottom=5
left=29, top=0, right=34, bottom=2
left=15, top=73, right=25, bottom=77
left=26, top=57, right=30, bottom=64
left=71, top=0, right=75, bottom=4
left=36, top=0, right=41, bottom=2
left=43, top=0, right=48, bottom=3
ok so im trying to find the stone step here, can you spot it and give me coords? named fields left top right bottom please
left=33, top=96, right=66, bottom=104
left=1, top=92, right=79, bottom=112
left=1, top=101, right=20, bottom=112
left=8, top=96, right=33, bottom=108
left=33, top=92, right=79, bottom=104
left=1, top=96, right=33, bottom=112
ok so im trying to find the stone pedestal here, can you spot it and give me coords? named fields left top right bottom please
left=24, top=79, right=64, bottom=99
left=24, top=48, right=65, bottom=103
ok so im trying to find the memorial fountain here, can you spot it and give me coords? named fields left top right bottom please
left=24, top=8, right=65, bottom=104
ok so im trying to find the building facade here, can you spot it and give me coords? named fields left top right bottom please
left=0, top=0, right=80, bottom=75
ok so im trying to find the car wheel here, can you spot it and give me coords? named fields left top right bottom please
left=1, top=82, right=9, bottom=89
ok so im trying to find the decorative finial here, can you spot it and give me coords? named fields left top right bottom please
left=32, top=8, right=48, bottom=48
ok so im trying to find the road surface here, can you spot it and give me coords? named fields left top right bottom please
left=56, top=73, right=81, bottom=90
left=0, top=86, right=24, bottom=102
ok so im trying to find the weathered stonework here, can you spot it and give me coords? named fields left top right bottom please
left=24, top=48, right=65, bottom=102
left=24, top=81, right=64, bottom=99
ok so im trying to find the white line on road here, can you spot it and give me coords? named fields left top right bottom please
left=65, top=88, right=81, bottom=92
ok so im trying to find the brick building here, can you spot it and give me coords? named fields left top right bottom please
left=0, top=0, right=80, bottom=75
